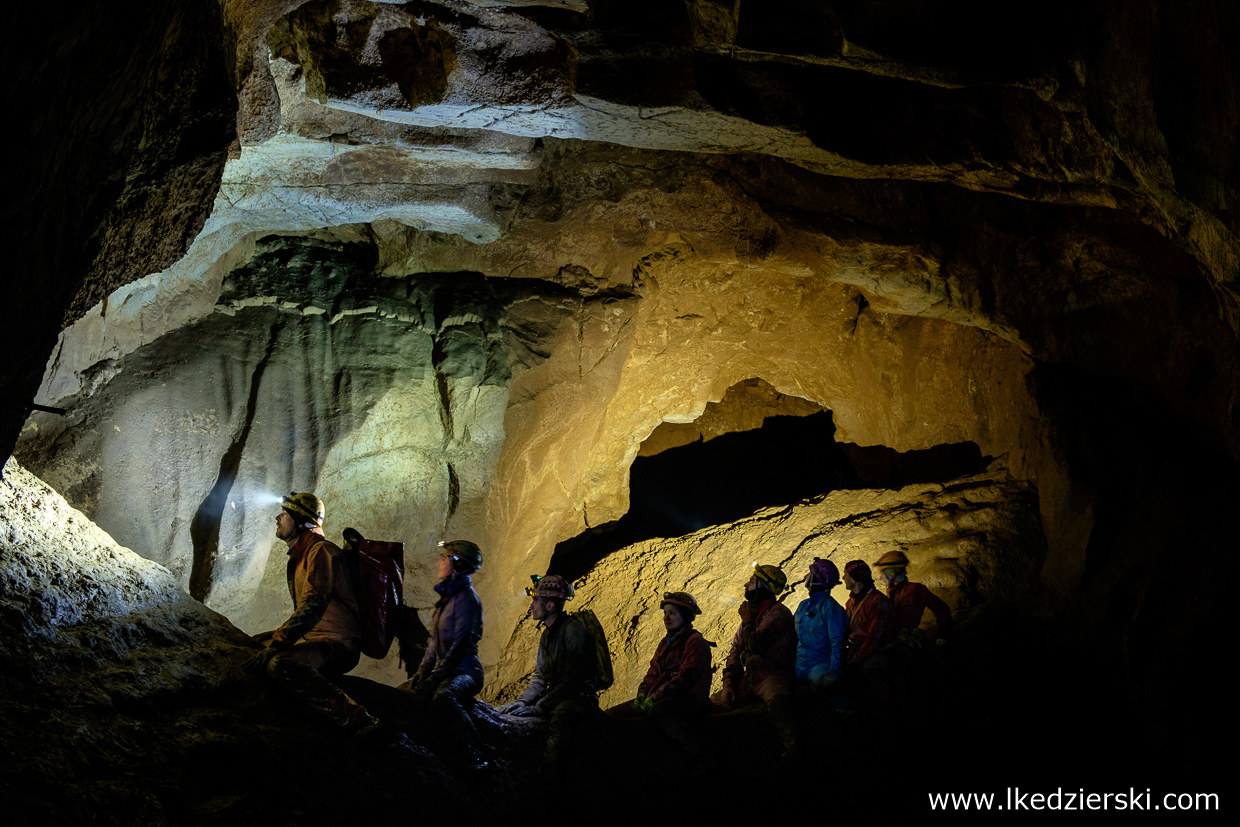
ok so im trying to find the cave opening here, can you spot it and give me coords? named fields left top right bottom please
left=551, top=397, right=993, bottom=582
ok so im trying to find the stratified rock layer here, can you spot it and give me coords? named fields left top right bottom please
left=8, top=2, right=1239, bottom=752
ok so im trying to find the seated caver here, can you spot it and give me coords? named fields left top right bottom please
left=843, top=559, right=894, bottom=669
left=402, top=539, right=488, bottom=771
left=608, top=591, right=712, bottom=765
left=794, top=558, right=848, bottom=689
left=873, top=550, right=952, bottom=647
left=251, top=492, right=380, bottom=738
left=711, top=563, right=798, bottom=759
left=841, top=559, right=896, bottom=706
left=496, top=575, right=597, bottom=780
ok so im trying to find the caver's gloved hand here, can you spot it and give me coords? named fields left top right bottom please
left=496, top=700, right=529, bottom=716
left=412, top=676, right=438, bottom=702
left=401, top=666, right=430, bottom=690
left=808, top=665, right=839, bottom=689
left=242, top=646, right=279, bottom=675
left=633, top=695, right=653, bottom=713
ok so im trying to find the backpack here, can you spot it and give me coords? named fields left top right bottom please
left=569, top=608, right=613, bottom=692
left=340, top=527, right=405, bottom=660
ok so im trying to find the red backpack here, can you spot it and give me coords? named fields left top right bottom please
left=340, top=527, right=405, bottom=660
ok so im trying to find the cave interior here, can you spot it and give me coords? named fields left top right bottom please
left=3, top=0, right=1237, bottom=821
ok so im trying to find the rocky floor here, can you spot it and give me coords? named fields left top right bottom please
left=3, top=620, right=1221, bottom=825
left=1, top=458, right=1226, bottom=824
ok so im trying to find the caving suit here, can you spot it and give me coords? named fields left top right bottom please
left=794, top=589, right=848, bottom=687
left=408, top=573, right=485, bottom=760
left=844, top=586, right=896, bottom=705
left=887, top=578, right=952, bottom=644
left=844, top=587, right=894, bottom=667
left=715, top=596, right=797, bottom=752
left=515, top=613, right=598, bottom=769
left=266, top=528, right=376, bottom=731
left=610, top=626, right=712, bottom=761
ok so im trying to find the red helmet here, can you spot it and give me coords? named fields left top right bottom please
left=525, top=574, right=574, bottom=601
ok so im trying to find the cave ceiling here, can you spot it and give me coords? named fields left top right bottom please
left=7, top=0, right=1240, bottom=703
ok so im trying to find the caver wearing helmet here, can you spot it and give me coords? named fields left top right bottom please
left=795, top=557, right=849, bottom=689
left=605, top=589, right=713, bottom=768
left=840, top=558, right=900, bottom=710
left=629, top=591, right=710, bottom=710
left=498, top=573, right=596, bottom=780
left=842, top=559, right=894, bottom=668
left=870, top=549, right=952, bottom=646
left=280, top=492, right=324, bottom=529
left=643, top=591, right=711, bottom=703
left=438, top=539, right=483, bottom=575
left=712, top=563, right=798, bottom=760
left=525, top=573, right=575, bottom=603
left=253, top=491, right=380, bottom=738
left=403, top=539, right=488, bottom=771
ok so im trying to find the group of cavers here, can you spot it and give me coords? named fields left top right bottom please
left=249, top=492, right=953, bottom=777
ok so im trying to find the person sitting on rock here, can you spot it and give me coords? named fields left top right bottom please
left=842, top=559, right=896, bottom=706
left=794, top=558, right=848, bottom=691
left=608, top=591, right=712, bottom=767
left=843, top=559, right=894, bottom=667
left=402, top=539, right=488, bottom=771
left=496, top=574, right=597, bottom=780
left=873, top=550, right=952, bottom=648
left=712, top=563, right=798, bottom=760
left=251, top=492, right=380, bottom=738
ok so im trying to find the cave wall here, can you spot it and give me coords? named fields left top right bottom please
left=492, top=467, right=1046, bottom=704
left=2, top=0, right=236, bottom=461
left=6, top=0, right=1240, bottom=719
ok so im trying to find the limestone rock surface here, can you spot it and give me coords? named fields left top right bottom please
left=6, top=3, right=1238, bottom=762
left=491, top=468, right=1045, bottom=707
left=0, top=457, right=510, bottom=824
left=0, top=459, right=203, bottom=653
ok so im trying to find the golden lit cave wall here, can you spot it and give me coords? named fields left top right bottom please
left=19, top=257, right=1040, bottom=689
left=478, top=263, right=1039, bottom=680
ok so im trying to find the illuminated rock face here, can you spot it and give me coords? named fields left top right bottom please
left=19, top=221, right=1038, bottom=682
left=0, top=457, right=242, bottom=682
left=9, top=0, right=1240, bottom=713
left=493, top=468, right=1044, bottom=706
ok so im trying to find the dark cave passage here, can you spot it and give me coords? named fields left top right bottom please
left=550, top=411, right=992, bottom=581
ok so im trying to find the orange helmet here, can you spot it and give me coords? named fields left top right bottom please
left=660, top=591, right=701, bottom=618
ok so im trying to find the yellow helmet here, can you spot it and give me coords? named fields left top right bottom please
left=751, top=562, right=788, bottom=594
left=873, top=550, right=910, bottom=569
left=281, top=492, right=324, bottom=527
